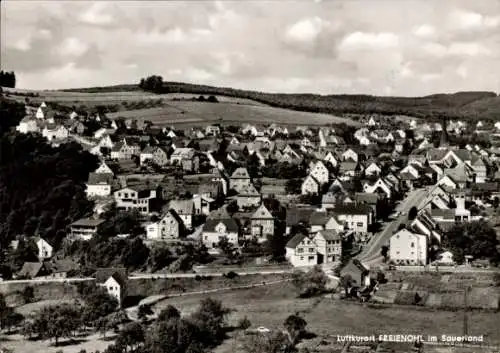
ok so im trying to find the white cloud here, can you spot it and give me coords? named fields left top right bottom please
left=135, top=28, right=186, bottom=44
left=339, top=32, right=399, bottom=50
left=449, top=10, right=500, bottom=30
left=185, top=68, right=214, bottom=82
left=79, top=2, right=115, bottom=25
left=423, top=42, right=490, bottom=57
left=412, top=24, right=436, bottom=38
left=13, top=38, right=31, bottom=51
left=208, top=2, right=238, bottom=30
left=285, top=17, right=327, bottom=43
left=420, top=73, right=441, bottom=82
left=56, top=38, right=89, bottom=57
left=456, top=65, right=468, bottom=79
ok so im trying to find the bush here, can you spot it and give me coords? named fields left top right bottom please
left=224, top=271, right=239, bottom=279
left=238, top=316, right=252, bottom=330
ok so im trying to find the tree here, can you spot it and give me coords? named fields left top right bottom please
left=291, top=266, right=328, bottom=297
left=408, top=206, right=418, bottom=220
left=157, top=305, right=180, bottom=322
left=0, top=71, right=16, bottom=88
left=189, top=298, right=232, bottom=345
left=81, top=287, right=119, bottom=326
left=339, top=274, right=354, bottom=297
left=1, top=309, right=24, bottom=333
left=207, top=95, right=219, bottom=103
left=116, top=322, right=145, bottom=351
left=284, top=314, right=307, bottom=344
left=217, top=237, right=240, bottom=263
left=243, top=330, right=294, bottom=353
left=443, top=220, right=500, bottom=264
left=380, top=246, right=389, bottom=262
left=137, top=304, right=154, bottom=322
left=30, top=304, right=81, bottom=345
left=226, top=201, right=238, bottom=215
left=22, top=286, right=35, bottom=304
left=238, top=316, right=251, bottom=330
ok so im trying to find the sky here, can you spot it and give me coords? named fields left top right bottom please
left=1, top=0, right=499, bottom=96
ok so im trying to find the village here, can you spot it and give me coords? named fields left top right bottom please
left=1, top=97, right=500, bottom=353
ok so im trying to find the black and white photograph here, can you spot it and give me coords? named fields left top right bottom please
left=1, top=0, right=500, bottom=352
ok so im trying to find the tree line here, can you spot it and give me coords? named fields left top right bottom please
left=0, top=71, right=16, bottom=88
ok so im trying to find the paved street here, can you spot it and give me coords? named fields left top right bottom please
left=341, top=187, right=430, bottom=278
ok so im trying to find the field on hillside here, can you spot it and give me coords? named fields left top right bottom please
left=105, top=100, right=360, bottom=127
left=2, top=87, right=267, bottom=106
left=154, top=282, right=500, bottom=353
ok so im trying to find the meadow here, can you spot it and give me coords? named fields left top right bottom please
left=153, top=282, right=500, bottom=353
left=105, top=100, right=360, bottom=127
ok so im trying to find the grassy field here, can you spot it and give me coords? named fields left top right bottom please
left=2, top=87, right=267, bottom=106
left=153, top=282, right=500, bottom=352
left=105, top=100, right=360, bottom=127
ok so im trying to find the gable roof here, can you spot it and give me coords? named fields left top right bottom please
left=94, top=268, right=128, bottom=287
left=231, top=167, right=251, bottom=179
left=251, top=204, right=273, bottom=219
left=286, top=233, right=308, bottom=249
left=317, top=229, right=341, bottom=241
left=19, top=262, right=48, bottom=278
left=88, top=172, right=114, bottom=185
left=168, top=199, right=195, bottom=215
left=203, top=218, right=239, bottom=232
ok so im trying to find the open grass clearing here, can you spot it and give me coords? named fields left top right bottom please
left=154, top=282, right=500, bottom=353
left=106, top=100, right=360, bottom=127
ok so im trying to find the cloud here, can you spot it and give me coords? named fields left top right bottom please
left=2, top=0, right=499, bottom=96
left=423, top=42, right=491, bottom=57
left=79, top=2, right=115, bottom=25
left=339, top=32, right=399, bottom=50
left=412, top=24, right=436, bottom=38
left=285, top=17, right=327, bottom=43
left=448, top=10, right=500, bottom=30
left=56, top=37, right=89, bottom=57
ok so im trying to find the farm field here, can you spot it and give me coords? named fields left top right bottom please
left=2, top=87, right=268, bottom=106
left=105, top=100, right=360, bottom=127
left=153, top=282, right=500, bottom=353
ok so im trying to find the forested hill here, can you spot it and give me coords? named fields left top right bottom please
left=61, top=81, right=500, bottom=120
left=0, top=98, right=98, bottom=254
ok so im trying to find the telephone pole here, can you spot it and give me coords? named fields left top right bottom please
left=463, top=285, right=469, bottom=345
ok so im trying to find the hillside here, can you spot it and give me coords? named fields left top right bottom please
left=60, top=82, right=500, bottom=120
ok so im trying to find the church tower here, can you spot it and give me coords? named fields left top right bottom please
left=439, top=117, right=449, bottom=148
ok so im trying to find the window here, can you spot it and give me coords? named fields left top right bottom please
left=300, top=256, right=304, bottom=261
left=308, top=256, right=315, bottom=261
left=396, top=251, right=400, bottom=254
left=297, top=248, right=303, bottom=253
left=410, top=242, right=415, bottom=248
left=357, top=222, right=363, bottom=227
left=309, top=248, right=315, bottom=253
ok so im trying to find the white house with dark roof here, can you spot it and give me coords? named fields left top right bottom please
left=390, top=228, right=428, bottom=266
left=86, top=172, right=114, bottom=197
left=229, top=167, right=252, bottom=191
left=35, top=237, right=53, bottom=260
left=140, top=146, right=168, bottom=166
left=202, top=217, right=240, bottom=249
left=146, top=210, right=181, bottom=241
left=114, top=186, right=157, bottom=214
left=94, top=268, right=127, bottom=307
left=285, top=233, right=317, bottom=267
left=312, top=230, right=342, bottom=264
left=309, top=160, right=329, bottom=185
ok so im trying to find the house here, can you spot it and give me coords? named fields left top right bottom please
left=70, top=218, right=105, bottom=240
left=193, top=194, right=215, bottom=216
left=16, top=116, right=39, bottom=134
left=94, top=268, right=128, bottom=307
left=301, top=175, right=320, bottom=195
left=364, top=161, right=382, bottom=176
left=146, top=210, right=181, bottom=241
left=363, top=178, right=393, bottom=199
left=250, top=204, right=274, bottom=241
left=140, top=146, right=168, bottom=166
left=312, top=230, right=342, bottom=264
left=95, top=161, right=114, bottom=175
left=168, top=199, right=195, bottom=229
left=229, top=167, right=252, bottom=191
left=410, top=210, right=442, bottom=243
left=310, top=161, right=329, bottom=185
left=342, top=148, right=359, bottom=162
left=331, top=204, right=373, bottom=234
left=35, top=237, right=53, bottom=260
left=205, top=125, right=221, bottom=136
left=170, top=148, right=197, bottom=171
left=285, top=233, right=317, bottom=267
left=389, top=228, right=428, bottom=266
left=235, top=183, right=261, bottom=208
left=202, top=217, right=240, bottom=249
left=42, top=124, right=69, bottom=141
left=114, top=185, right=157, bottom=214
left=199, top=181, right=222, bottom=200
left=86, top=172, right=114, bottom=197
left=110, top=139, right=141, bottom=159
left=339, top=160, right=359, bottom=178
